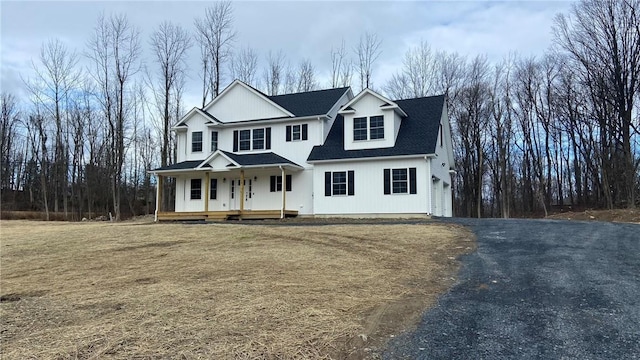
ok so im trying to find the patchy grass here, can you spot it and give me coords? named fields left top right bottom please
left=546, top=208, right=640, bottom=224
left=0, top=220, right=474, bottom=359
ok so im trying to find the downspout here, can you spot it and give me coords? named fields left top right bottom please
left=425, top=156, right=432, bottom=215
left=279, top=165, right=286, bottom=219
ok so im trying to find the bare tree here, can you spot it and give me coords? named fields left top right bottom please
left=1, top=93, right=20, bottom=192
left=194, top=0, right=236, bottom=105
left=24, top=39, right=80, bottom=214
left=384, top=40, right=439, bottom=99
left=149, top=20, right=191, bottom=170
left=330, top=39, right=353, bottom=88
left=263, top=50, right=285, bottom=95
left=231, top=46, right=258, bottom=87
left=86, top=13, right=141, bottom=221
left=296, top=59, right=317, bottom=92
left=355, top=32, right=382, bottom=91
left=554, top=0, right=640, bottom=208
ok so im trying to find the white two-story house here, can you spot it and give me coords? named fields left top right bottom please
left=151, top=80, right=455, bottom=220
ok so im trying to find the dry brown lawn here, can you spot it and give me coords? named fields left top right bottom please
left=0, top=219, right=474, bottom=359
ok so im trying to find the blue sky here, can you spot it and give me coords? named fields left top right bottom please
left=1, top=1, right=574, bottom=106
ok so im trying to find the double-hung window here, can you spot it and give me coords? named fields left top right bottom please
left=270, top=175, right=292, bottom=192
left=233, top=128, right=271, bottom=151
left=253, top=129, right=265, bottom=150
left=324, top=171, right=355, bottom=196
left=384, top=168, right=417, bottom=194
left=353, top=117, right=368, bottom=141
left=286, top=124, right=308, bottom=141
left=369, top=116, right=384, bottom=139
left=353, top=116, right=384, bottom=141
left=239, top=130, right=251, bottom=151
left=190, top=179, right=202, bottom=199
left=192, top=131, right=203, bottom=152
left=210, top=131, right=218, bottom=152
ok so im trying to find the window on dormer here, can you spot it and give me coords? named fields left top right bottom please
left=353, top=117, right=368, bottom=141
left=370, top=116, right=384, bottom=139
left=353, top=116, right=384, bottom=141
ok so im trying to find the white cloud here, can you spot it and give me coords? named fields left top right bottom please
left=1, top=0, right=575, bottom=107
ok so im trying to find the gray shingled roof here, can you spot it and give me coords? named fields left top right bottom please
left=307, top=95, right=445, bottom=161
left=152, top=160, right=209, bottom=172
left=220, top=151, right=301, bottom=167
left=268, top=87, right=350, bottom=117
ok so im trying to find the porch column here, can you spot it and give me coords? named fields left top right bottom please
left=204, top=172, right=210, bottom=212
left=239, top=170, right=245, bottom=215
left=280, top=166, right=286, bottom=219
left=155, top=174, right=163, bottom=222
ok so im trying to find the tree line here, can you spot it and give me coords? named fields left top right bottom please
left=1, top=0, right=638, bottom=220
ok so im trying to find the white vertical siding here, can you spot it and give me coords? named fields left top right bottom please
left=313, top=158, right=429, bottom=215
left=207, top=83, right=290, bottom=122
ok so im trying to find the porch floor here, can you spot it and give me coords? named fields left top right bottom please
left=157, top=210, right=298, bottom=221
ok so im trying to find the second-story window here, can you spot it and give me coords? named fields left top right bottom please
left=192, top=131, right=203, bottom=152
left=253, top=129, right=265, bottom=150
left=211, top=131, right=218, bottom=152
left=286, top=124, right=308, bottom=141
left=239, top=130, right=251, bottom=151
left=233, top=128, right=271, bottom=152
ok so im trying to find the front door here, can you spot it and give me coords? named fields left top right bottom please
left=229, top=178, right=252, bottom=210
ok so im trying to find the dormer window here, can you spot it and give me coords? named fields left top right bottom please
left=370, top=116, right=384, bottom=139
left=353, top=116, right=384, bottom=141
left=354, top=118, right=367, bottom=141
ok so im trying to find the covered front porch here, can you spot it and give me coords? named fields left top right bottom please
left=151, top=151, right=305, bottom=221
left=156, top=209, right=299, bottom=221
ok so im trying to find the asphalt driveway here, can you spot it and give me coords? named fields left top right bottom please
left=384, top=218, right=640, bottom=359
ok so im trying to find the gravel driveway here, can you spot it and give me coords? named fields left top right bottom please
left=383, top=218, right=640, bottom=359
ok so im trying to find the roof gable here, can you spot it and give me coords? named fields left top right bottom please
left=203, top=80, right=294, bottom=122
left=339, top=88, right=407, bottom=117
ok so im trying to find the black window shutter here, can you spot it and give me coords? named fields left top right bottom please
left=347, top=170, right=354, bottom=196
left=409, top=168, right=417, bottom=194
left=233, top=130, right=238, bottom=152
left=265, top=127, right=271, bottom=149
left=286, top=125, right=292, bottom=142
left=384, top=169, right=391, bottom=194
left=302, top=124, right=308, bottom=140
left=324, top=172, right=331, bottom=196
left=285, top=174, right=292, bottom=191
left=270, top=176, right=276, bottom=192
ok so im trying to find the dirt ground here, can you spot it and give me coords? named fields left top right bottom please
left=0, top=219, right=474, bottom=359
left=546, top=208, right=640, bottom=224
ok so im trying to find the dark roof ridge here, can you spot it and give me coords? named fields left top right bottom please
left=392, top=93, right=446, bottom=103
left=269, top=86, right=350, bottom=98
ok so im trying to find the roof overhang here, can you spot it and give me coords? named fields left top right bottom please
left=338, top=88, right=408, bottom=117
left=308, top=153, right=433, bottom=164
